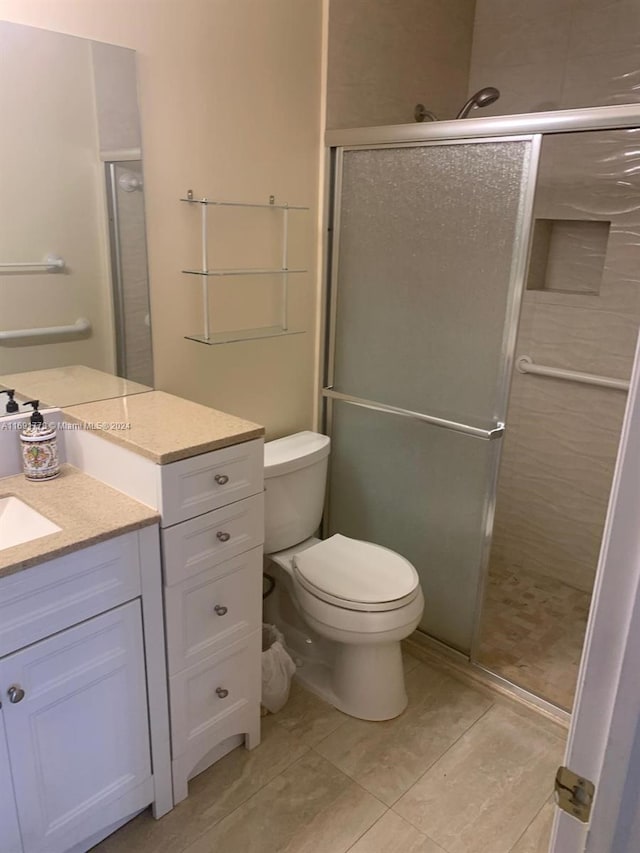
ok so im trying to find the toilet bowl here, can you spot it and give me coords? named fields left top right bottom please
left=264, top=431, right=424, bottom=721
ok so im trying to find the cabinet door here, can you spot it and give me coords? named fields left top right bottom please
left=0, top=713, right=22, bottom=853
left=0, top=601, right=151, bottom=853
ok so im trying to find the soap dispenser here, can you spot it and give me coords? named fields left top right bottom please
left=0, top=389, right=19, bottom=414
left=20, top=400, right=60, bottom=481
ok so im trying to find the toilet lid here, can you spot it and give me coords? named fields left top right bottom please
left=293, top=534, right=420, bottom=612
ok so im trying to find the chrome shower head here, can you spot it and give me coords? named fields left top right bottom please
left=456, top=87, right=500, bottom=119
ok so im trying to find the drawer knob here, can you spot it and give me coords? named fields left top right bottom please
left=214, top=474, right=229, bottom=485
left=216, top=687, right=229, bottom=699
left=217, top=531, right=231, bottom=542
left=214, top=604, right=228, bottom=616
left=8, top=685, right=25, bottom=704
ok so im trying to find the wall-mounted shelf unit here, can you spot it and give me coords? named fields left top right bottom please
left=182, top=268, right=307, bottom=277
left=181, top=191, right=309, bottom=346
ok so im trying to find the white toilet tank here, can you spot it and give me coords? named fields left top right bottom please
left=264, top=431, right=331, bottom=554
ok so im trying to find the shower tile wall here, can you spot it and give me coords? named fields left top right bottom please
left=326, top=0, right=477, bottom=128
left=479, top=178, right=638, bottom=706
left=469, top=2, right=640, bottom=600
left=469, top=0, right=640, bottom=116
left=493, top=216, right=638, bottom=598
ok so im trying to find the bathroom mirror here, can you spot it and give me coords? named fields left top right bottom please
left=0, top=21, right=153, bottom=416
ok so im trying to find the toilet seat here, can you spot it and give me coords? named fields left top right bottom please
left=293, top=533, right=420, bottom=613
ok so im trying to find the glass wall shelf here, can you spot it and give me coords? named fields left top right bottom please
left=181, top=267, right=306, bottom=277
left=180, top=196, right=308, bottom=211
left=185, top=326, right=305, bottom=345
left=181, top=189, right=308, bottom=346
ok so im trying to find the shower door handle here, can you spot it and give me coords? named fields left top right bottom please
left=321, top=388, right=504, bottom=441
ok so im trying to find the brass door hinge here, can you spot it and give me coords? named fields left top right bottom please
left=555, top=766, right=595, bottom=823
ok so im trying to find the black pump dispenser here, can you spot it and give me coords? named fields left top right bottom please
left=24, top=400, right=44, bottom=426
left=0, top=389, right=18, bottom=413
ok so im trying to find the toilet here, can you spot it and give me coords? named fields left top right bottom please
left=264, top=431, right=424, bottom=721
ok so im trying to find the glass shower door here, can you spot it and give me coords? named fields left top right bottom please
left=324, top=138, right=540, bottom=654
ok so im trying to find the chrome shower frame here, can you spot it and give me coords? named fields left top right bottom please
left=320, top=103, right=640, bottom=715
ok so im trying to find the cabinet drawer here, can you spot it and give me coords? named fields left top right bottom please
left=165, top=547, right=262, bottom=674
left=169, top=631, right=261, bottom=758
left=162, top=494, right=264, bottom=586
left=0, top=532, right=142, bottom=657
left=159, top=439, right=263, bottom=527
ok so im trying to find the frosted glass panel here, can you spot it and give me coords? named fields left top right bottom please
left=327, top=402, right=494, bottom=653
left=333, top=140, right=533, bottom=423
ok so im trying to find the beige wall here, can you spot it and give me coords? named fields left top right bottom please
left=326, top=0, right=476, bottom=128
left=470, top=1, right=640, bottom=593
left=0, top=0, right=325, bottom=438
left=0, top=22, right=115, bottom=375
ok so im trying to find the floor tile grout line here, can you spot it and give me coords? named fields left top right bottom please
left=306, top=698, right=498, bottom=811
left=178, top=745, right=317, bottom=853
left=506, top=796, right=554, bottom=853
left=308, top=740, right=394, bottom=809
left=423, top=828, right=454, bottom=853
left=387, top=702, right=498, bottom=811
left=298, top=713, right=351, bottom=750
left=342, top=807, right=391, bottom=853
left=306, top=658, right=491, bottom=759
left=225, top=744, right=385, bottom=819
left=341, top=802, right=453, bottom=853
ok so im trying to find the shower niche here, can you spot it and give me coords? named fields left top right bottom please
left=526, top=217, right=611, bottom=295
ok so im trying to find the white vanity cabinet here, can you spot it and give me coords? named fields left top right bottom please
left=63, top=396, right=265, bottom=806
left=160, top=439, right=264, bottom=803
left=0, top=604, right=150, bottom=853
left=0, top=528, right=171, bottom=853
left=0, top=712, right=22, bottom=853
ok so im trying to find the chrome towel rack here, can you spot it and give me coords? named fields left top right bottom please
left=0, top=255, right=65, bottom=273
left=516, top=355, right=630, bottom=391
left=0, top=318, right=90, bottom=343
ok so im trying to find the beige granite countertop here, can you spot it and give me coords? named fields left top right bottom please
left=62, top=390, right=265, bottom=464
left=0, top=365, right=151, bottom=410
left=0, top=465, right=159, bottom=578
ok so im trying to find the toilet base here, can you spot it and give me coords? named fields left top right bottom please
left=265, top=576, right=409, bottom=721
left=293, top=641, right=407, bottom=721
left=333, top=641, right=408, bottom=720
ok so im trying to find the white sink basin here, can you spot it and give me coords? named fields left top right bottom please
left=0, top=496, right=61, bottom=551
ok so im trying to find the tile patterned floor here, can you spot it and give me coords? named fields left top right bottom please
left=476, top=564, right=592, bottom=711
left=93, top=654, right=565, bottom=853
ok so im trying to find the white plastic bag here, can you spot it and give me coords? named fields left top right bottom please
left=261, top=624, right=297, bottom=713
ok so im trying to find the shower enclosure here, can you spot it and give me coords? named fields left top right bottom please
left=322, top=105, right=640, bottom=713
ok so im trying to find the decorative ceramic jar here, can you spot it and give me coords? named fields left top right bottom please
left=20, top=423, right=60, bottom=480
